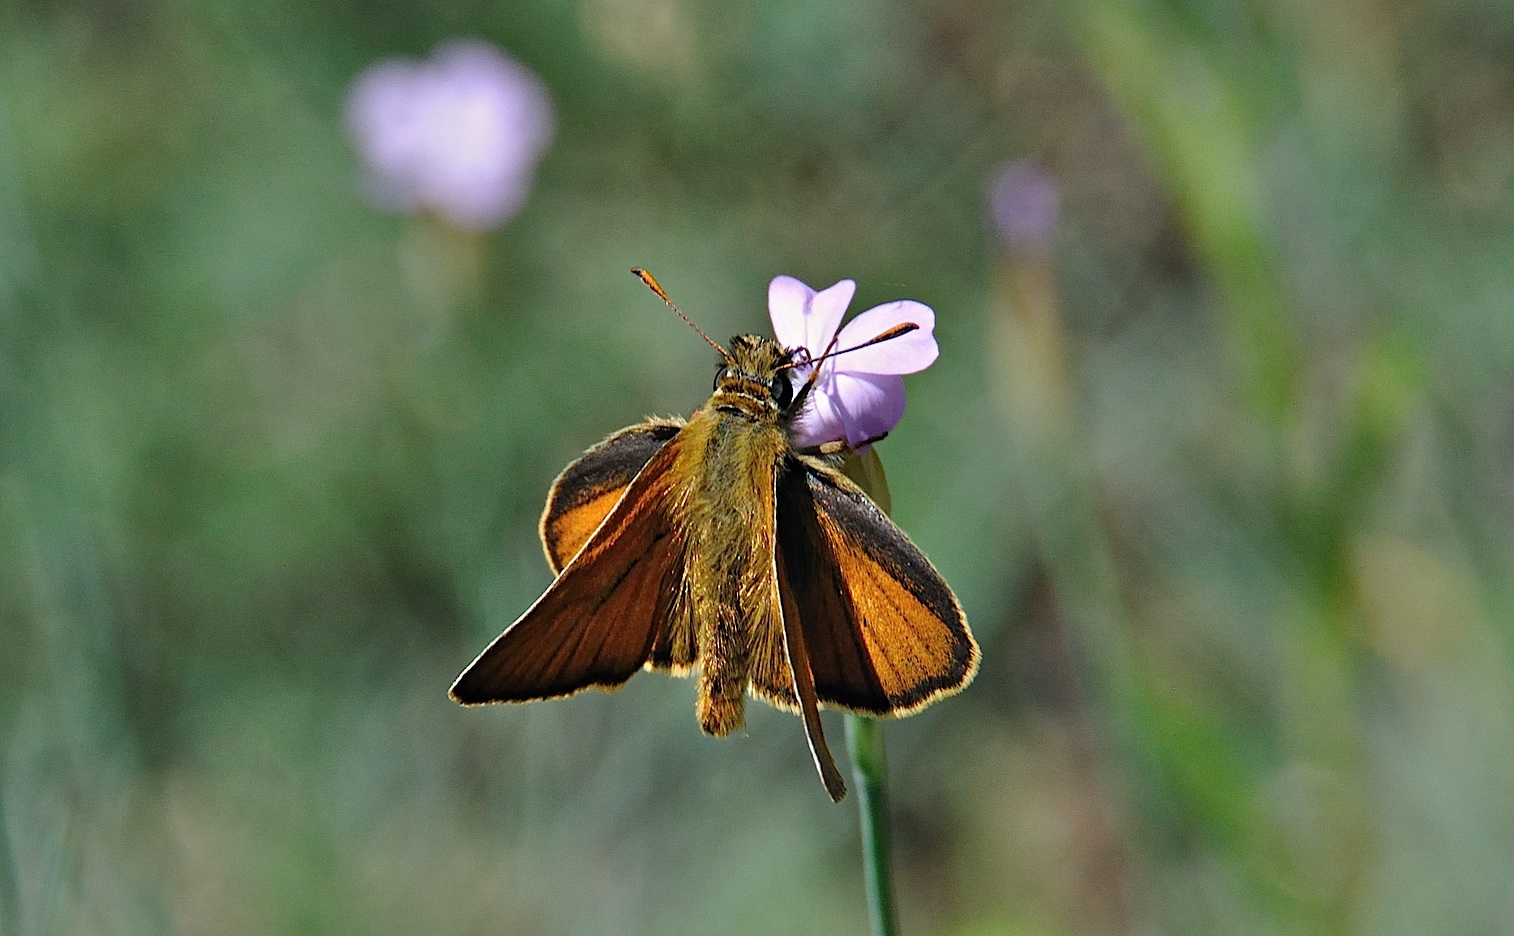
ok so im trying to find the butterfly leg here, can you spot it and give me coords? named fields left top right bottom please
left=810, top=431, right=889, bottom=457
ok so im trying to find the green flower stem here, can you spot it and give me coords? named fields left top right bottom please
left=842, top=448, right=898, bottom=936
left=845, top=713, right=897, bottom=936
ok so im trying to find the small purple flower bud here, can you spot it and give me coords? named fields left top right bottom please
left=346, top=40, right=554, bottom=231
left=988, top=162, right=1061, bottom=249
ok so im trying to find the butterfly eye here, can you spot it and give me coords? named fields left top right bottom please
left=713, top=366, right=728, bottom=392
left=770, top=373, right=794, bottom=409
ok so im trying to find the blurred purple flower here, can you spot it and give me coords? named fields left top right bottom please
left=768, top=276, right=938, bottom=450
left=346, top=40, right=554, bottom=231
left=988, top=162, right=1061, bottom=249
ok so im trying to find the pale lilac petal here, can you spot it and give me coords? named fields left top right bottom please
left=767, top=276, right=855, bottom=357
left=832, top=300, right=938, bottom=374
left=767, top=276, right=815, bottom=351
left=805, top=279, right=855, bottom=354
left=791, top=371, right=907, bottom=449
left=831, top=372, right=907, bottom=447
left=420, top=42, right=554, bottom=228
left=347, top=63, right=432, bottom=211
left=789, top=382, right=849, bottom=449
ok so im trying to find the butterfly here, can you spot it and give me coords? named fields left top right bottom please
left=450, top=269, right=978, bottom=801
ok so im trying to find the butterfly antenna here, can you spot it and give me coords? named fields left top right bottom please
left=632, top=267, right=729, bottom=359
left=777, top=322, right=919, bottom=373
left=778, top=321, right=919, bottom=416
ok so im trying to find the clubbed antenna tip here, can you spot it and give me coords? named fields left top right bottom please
left=632, top=267, right=729, bottom=360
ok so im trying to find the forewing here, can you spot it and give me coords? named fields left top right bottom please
left=773, top=458, right=977, bottom=716
left=540, top=419, right=684, bottom=574
left=451, top=439, right=686, bottom=704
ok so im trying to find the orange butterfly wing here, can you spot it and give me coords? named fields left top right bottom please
left=539, top=419, right=684, bottom=574
left=764, top=458, right=978, bottom=716
left=450, top=436, right=687, bottom=704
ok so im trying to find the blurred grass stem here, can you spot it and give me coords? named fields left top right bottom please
left=0, top=793, right=16, bottom=936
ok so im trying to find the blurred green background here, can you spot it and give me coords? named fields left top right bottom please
left=5, top=0, right=1514, bottom=933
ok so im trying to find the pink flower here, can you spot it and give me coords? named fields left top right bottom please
left=346, top=40, right=554, bottom=231
left=768, top=276, right=938, bottom=449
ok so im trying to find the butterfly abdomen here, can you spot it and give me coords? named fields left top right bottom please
left=674, top=402, right=790, bottom=737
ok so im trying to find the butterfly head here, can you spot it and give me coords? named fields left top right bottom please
left=710, top=334, right=800, bottom=420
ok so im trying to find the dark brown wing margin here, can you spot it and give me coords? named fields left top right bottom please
left=451, top=440, right=686, bottom=704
